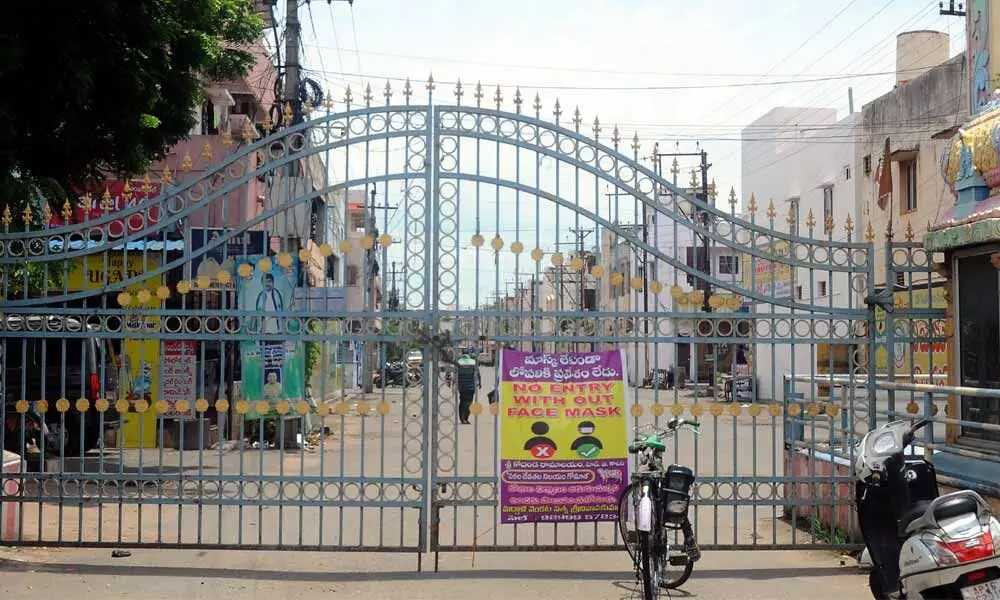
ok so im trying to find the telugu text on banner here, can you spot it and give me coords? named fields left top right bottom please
left=498, top=349, right=629, bottom=525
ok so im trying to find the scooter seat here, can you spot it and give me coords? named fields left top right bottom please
left=932, top=494, right=979, bottom=521
left=898, top=501, right=931, bottom=537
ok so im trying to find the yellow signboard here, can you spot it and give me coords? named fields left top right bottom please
left=118, top=316, right=160, bottom=449
left=741, top=240, right=793, bottom=299
left=66, top=253, right=160, bottom=292
left=875, top=285, right=949, bottom=377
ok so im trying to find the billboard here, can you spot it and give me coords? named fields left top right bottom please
left=741, top=240, right=793, bottom=299
left=874, top=283, right=949, bottom=377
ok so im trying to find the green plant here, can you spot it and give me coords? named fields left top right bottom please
left=810, top=518, right=848, bottom=545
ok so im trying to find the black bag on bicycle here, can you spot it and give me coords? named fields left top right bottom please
left=661, top=464, right=695, bottom=525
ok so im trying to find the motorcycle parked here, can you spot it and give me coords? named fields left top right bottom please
left=856, top=418, right=1000, bottom=599
left=373, top=361, right=421, bottom=388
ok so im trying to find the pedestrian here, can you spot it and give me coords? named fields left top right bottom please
left=455, top=351, right=480, bottom=424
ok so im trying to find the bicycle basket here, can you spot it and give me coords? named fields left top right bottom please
left=661, top=464, right=695, bottom=523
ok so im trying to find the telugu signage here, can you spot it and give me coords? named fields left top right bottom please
left=875, top=283, right=949, bottom=378
left=66, top=252, right=161, bottom=293
left=497, top=349, right=629, bottom=525
left=161, top=340, right=198, bottom=419
left=741, top=240, right=793, bottom=299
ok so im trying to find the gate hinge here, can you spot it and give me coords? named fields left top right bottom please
left=864, top=290, right=894, bottom=312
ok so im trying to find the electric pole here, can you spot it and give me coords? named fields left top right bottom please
left=283, top=0, right=302, bottom=120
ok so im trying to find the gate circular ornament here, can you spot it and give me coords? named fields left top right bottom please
left=134, top=400, right=149, bottom=413
left=94, top=398, right=109, bottom=413
left=651, top=404, right=664, bottom=416
left=115, top=399, right=129, bottom=414
left=14, top=400, right=27, bottom=414
left=155, top=400, right=170, bottom=415
left=671, top=403, right=685, bottom=416
left=296, top=401, right=310, bottom=415
left=35, top=400, right=48, bottom=414
left=254, top=401, right=269, bottom=415
left=748, top=404, right=763, bottom=417
left=195, top=399, right=209, bottom=413
left=235, top=400, right=249, bottom=415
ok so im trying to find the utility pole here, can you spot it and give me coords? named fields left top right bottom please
left=283, top=0, right=302, bottom=121
left=360, top=185, right=397, bottom=393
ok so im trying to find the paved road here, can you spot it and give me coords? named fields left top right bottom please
left=0, top=545, right=867, bottom=599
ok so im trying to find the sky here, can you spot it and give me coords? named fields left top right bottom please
left=269, top=0, right=969, bottom=308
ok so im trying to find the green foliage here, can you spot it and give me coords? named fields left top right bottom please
left=0, top=1, right=263, bottom=197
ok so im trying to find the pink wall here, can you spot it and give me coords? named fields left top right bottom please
left=783, top=450, right=860, bottom=541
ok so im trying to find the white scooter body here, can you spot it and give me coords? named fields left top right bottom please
left=856, top=420, right=1000, bottom=599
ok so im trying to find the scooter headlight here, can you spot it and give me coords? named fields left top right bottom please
left=872, top=432, right=898, bottom=455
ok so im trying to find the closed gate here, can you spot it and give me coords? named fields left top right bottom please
left=0, top=76, right=925, bottom=557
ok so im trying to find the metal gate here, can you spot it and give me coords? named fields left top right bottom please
left=0, top=76, right=922, bottom=557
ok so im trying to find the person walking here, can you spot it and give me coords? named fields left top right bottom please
left=455, top=351, right=480, bottom=425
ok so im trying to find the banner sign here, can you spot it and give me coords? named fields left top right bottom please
left=497, top=349, right=629, bottom=525
left=874, top=283, right=949, bottom=377
left=741, top=239, right=793, bottom=299
left=161, top=340, right=198, bottom=419
left=236, top=255, right=304, bottom=417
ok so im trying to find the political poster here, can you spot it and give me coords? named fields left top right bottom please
left=497, top=349, right=629, bottom=524
left=235, top=255, right=304, bottom=417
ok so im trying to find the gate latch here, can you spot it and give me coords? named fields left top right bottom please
left=864, top=290, right=895, bottom=312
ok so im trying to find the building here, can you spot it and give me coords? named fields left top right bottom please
left=739, top=108, right=859, bottom=399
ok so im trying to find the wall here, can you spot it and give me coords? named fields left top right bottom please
left=740, top=110, right=858, bottom=400
left=856, top=52, right=968, bottom=289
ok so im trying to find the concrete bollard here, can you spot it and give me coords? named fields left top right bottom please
left=1, top=450, right=23, bottom=542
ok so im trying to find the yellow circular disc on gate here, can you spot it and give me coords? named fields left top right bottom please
left=470, top=233, right=484, bottom=248
left=490, top=236, right=504, bottom=251
left=238, top=263, right=253, bottom=278
left=690, top=403, right=704, bottom=417
left=315, top=403, right=330, bottom=417
left=298, top=249, right=311, bottom=263
left=56, top=398, right=70, bottom=413
left=235, top=400, right=249, bottom=415
left=359, top=236, right=374, bottom=251
left=275, top=400, right=290, bottom=415
left=729, top=403, right=742, bottom=417
left=35, top=399, right=48, bottom=414
left=748, top=404, right=763, bottom=417
left=175, top=399, right=190, bottom=414
left=590, top=264, right=605, bottom=278
left=377, top=401, right=392, bottom=416
left=650, top=281, right=664, bottom=294
left=339, top=239, right=353, bottom=253
left=670, top=403, right=685, bottom=417
left=335, top=401, right=350, bottom=415
left=651, top=404, right=664, bottom=417
left=489, top=403, right=500, bottom=416
left=319, top=243, right=334, bottom=257
left=379, top=233, right=393, bottom=249
left=296, top=400, right=310, bottom=415
left=630, top=404, right=643, bottom=417
left=137, top=289, right=152, bottom=304
left=710, top=403, right=723, bottom=417
left=176, top=280, right=192, bottom=295
left=609, top=272, right=624, bottom=286
left=196, top=275, right=211, bottom=289
left=806, top=402, right=820, bottom=417
left=155, top=400, right=170, bottom=415
left=787, top=403, right=801, bottom=417
left=14, top=400, right=28, bottom=414
left=356, top=401, right=370, bottom=416
left=570, top=256, right=584, bottom=271
left=277, top=253, right=293, bottom=268
left=531, top=248, right=544, bottom=262
left=254, top=401, right=270, bottom=415
left=215, top=399, right=230, bottom=413
left=216, top=270, right=232, bottom=285
left=134, top=399, right=149, bottom=413
left=75, top=398, right=90, bottom=412
left=906, top=401, right=919, bottom=414
left=469, top=403, right=482, bottom=416
left=156, top=285, right=171, bottom=300
left=550, top=252, right=564, bottom=266
left=95, top=398, right=109, bottom=413
left=509, top=241, right=524, bottom=255
left=115, top=399, right=130, bottom=414
left=630, top=276, right=644, bottom=291
left=769, top=403, right=782, bottom=417
left=825, top=404, right=840, bottom=418
left=195, top=399, right=209, bottom=413
left=257, top=258, right=272, bottom=273
left=117, top=292, right=133, bottom=307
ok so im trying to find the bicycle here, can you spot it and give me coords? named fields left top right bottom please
left=617, top=416, right=701, bottom=599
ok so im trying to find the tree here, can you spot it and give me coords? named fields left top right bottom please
left=0, top=1, right=264, bottom=207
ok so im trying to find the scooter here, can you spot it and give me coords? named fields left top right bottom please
left=855, top=418, right=1000, bottom=599
left=372, top=361, right=421, bottom=388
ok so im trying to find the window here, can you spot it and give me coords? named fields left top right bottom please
left=818, top=281, right=827, bottom=297
left=349, top=211, right=366, bottom=231
left=346, top=265, right=360, bottom=286
left=684, top=247, right=708, bottom=285
left=863, top=155, right=872, bottom=176
left=844, top=165, right=851, bottom=181
left=718, top=255, right=739, bottom=275
left=796, top=285, right=803, bottom=300
left=823, top=187, right=833, bottom=227
left=902, top=160, right=918, bottom=213
left=895, top=272, right=905, bottom=287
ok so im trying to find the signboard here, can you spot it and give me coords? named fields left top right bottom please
left=161, top=341, right=198, bottom=419
left=50, top=180, right=163, bottom=236
left=741, top=240, right=793, bottom=299
left=118, top=317, right=160, bottom=449
left=66, top=253, right=161, bottom=293
left=497, top=349, right=629, bottom=524
left=189, top=228, right=266, bottom=284
left=875, top=283, right=949, bottom=377
left=236, top=255, right=305, bottom=417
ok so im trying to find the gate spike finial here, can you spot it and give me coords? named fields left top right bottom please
left=454, top=78, right=464, bottom=102
left=282, top=102, right=294, bottom=126
left=384, top=80, right=393, bottom=103
left=865, top=221, right=875, bottom=242
left=824, top=213, right=834, bottom=234
left=689, top=169, right=698, bottom=189
left=553, top=98, right=562, bottom=119
left=533, top=93, right=542, bottom=117
left=494, top=85, right=503, bottom=109
left=182, top=151, right=193, bottom=172
left=572, top=106, right=582, bottom=130
left=474, top=81, right=484, bottom=106
left=670, top=156, right=679, bottom=177
left=728, top=187, right=738, bottom=207
left=806, top=208, right=816, bottom=229
left=747, top=193, right=757, bottom=216
left=611, top=124, right=620, bottom=145
left=631, top=131, right=640, bottom=152
left=904, top=220, right=915, bottom=241
left=593, top=116, right=601, bottom=137
left=844, top=214, right=854, bottom=235
left=1, top=205, right=10, bottom=228
left=426, top=73, right=436, bottom=91
left=786, top=204, right=796, bottom=226
left=324, top=91, right=334, bottom=110
left=403, top=78, right=413, bottom=101
left=709, top=179, right=718, bottom=203
left=22, top=204, right=32, bottom=225
left=142, top=174, right=152, bottom=196
left=766, top=198, right=776, bottom=220
left=202, top=142, right=213, bottom=162
left=242, top=117, right=256, bottom=142
left=364, top=83, right=374, bottom=107
left=513, top=87, right=523, bottom=113
left=344, top=85, right=353, bottom=105
left=41, top=202, right=51, bottom=225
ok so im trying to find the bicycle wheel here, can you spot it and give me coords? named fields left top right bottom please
left=638, top=529, right=658, bottom=600
left=659, top=540, right=694, bottom=590
left=617, top=480, right=641, bottom=562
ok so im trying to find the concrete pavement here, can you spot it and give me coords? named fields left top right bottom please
left=0, top=545, right=867, bottom=599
